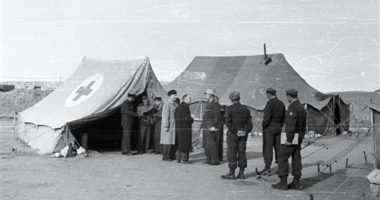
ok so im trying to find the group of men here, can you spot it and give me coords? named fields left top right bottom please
left=120, top=90, right=195, bottom=164
left=120, top=87, right=306, bottom=190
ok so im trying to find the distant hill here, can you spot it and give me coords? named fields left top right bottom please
left=328, top=91, right=380, bottom=126
left=375, top=89, right=380, bottom=94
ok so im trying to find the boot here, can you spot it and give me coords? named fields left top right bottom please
left=221, top=168, right=236, bottom=180
left=288, top=176, right=301, bottom=190
left=257, top=167, right=271, bottom=176
left=236, top=168, right=245, bottom=179
left=272, top=176, right=288, bottom=190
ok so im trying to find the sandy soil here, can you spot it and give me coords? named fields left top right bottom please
left=0, top=119, right=377, bottom=200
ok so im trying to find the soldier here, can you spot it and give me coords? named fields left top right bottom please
left=137, top=95, right=154, bottom=154
left=121, top=93, right=138, bottom=155
left=272, top=89, right=306, bottom=190
left=153, top=97, right=163, bottom=154
left=221, top=91, right=253, bottom=179
left=201, top=89, right=221, bottom=165
left=257, top=88, right=285, bottom=175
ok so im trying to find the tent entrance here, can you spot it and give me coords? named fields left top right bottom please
left=69, top=108, right=139, bottom=152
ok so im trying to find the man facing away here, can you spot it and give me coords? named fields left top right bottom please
left=257, top=88, right=285, bottom=175
left=201, top=89, right=222, bottom=165
left=153, top=97, right=163, bottom=154
left=121, top=93, right=138, bottom=155
left=137, top=95, right=154, bottom=154
left=160, top=90, right=178, bottom=161
left=174, top=94, right=194, bottom=164
left=221, top=91, right=253, bottom=180
left=272, top=89, right=306, bottom=190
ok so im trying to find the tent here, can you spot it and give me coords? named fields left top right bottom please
left=327, top=91, right=380, bottom=127
left=18, top=57, right=167, bottom=154
left=168, top=54, right=350, bottom=138
left=370, top=105, right=380, bottom=169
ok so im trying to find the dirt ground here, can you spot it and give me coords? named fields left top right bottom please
left=0, top=119, right=378, bottom=200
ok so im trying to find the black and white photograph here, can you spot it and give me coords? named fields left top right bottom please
left=0, top=0, right=379, bottom=199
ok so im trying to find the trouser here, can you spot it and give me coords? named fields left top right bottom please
left=121, top=118, right=133, bottom=153
left=263, top=130, right=281, bottom=169
left=203, top=131, right=220, bottom=163
left=177, top=151, right=190, bottom=162
left=278, top=144, right=302, bottom=178
left=138, top=124, right=152, bottom=152
left=227, top=133, right=248, bottom=169
left=216, top=129, right=224, bottom=161
left=154, top=119, right=162, bottom=153
left=162, top=144, right=176, bottom=160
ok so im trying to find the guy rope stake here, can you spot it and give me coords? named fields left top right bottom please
left=363, top=151, right=368, bottom=164
left=317, top=162, right=320, bottom=173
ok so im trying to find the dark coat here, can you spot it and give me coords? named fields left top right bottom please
left=201, top=101, right=221, bottom=131
left=225, top=103, right=253, bottom=135
left=121, top=100, right=137, bottom=126
left=262, top=97, right=286, bottom=134
left=174, top=102, right=194, bottom=152
left=285, top=100, right=307, bottom=144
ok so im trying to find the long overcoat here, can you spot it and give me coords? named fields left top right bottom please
left=174, top=102, right=194, bottom=152
left=160, top=101, right=177, bottom=145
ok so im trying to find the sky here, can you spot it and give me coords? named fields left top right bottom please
left=1, top=0, right=379, bottom=92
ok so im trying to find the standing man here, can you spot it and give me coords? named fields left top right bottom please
left=215, top=96, right=225, bottom=161
left=153, top=97, right=163, bottom=154
left=137, top=95, right=154, bottom=154
left=257, top=88, right=285, bottom=175
left=174, top=94, right=194, bottom=164
left=161, top=90, right=178, bottom=161
left=201, top=89, right=221, bottom=165
left=121, top=93, right=138, bottom=155
left=221, top=91, right=253, bottom=180
left=272, top=89, right=306, bottom=190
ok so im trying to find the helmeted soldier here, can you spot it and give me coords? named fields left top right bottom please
left=257, top=88, right=285, bottom=175
left=272, top=89, right=306, bottom=190
left=221, top=91, right=253, bottom=179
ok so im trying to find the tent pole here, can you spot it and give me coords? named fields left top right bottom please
left=11, top=112, right=17, bottom=152
left=305, top=104, right=309, bottom=135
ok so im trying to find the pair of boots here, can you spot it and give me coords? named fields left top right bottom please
left=221, top=168, right=245, bottom=180
left=272, top=176, right=301, bottom=190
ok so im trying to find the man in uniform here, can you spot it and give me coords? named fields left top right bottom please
left=153, top=97, right=163, bottom=154
left=201, top=89, right=221, bottom=165
left=121, top=93, right=138, bottom=155
left=137, top=95, right=154, bottom=154
left=221, top=91, right=253, bottom=179
left=272, top=89, right=306, bottom=190
left=257, top=88, right=285, bottom=175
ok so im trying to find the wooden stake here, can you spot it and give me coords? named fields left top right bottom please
left=317, top=162, right=320, bottom=173
left=346, top=158, right=349, bottom=168
left=363, top=151, right=368, bottom=164
left=329, top=165, right=332, bottom=173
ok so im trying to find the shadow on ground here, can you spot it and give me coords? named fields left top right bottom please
left=189, top=151, right=262, bottom=163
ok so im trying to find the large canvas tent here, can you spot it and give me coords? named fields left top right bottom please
left=18, top=57, right=167, bottom=154
left=168, top=54, right=350, bottom=138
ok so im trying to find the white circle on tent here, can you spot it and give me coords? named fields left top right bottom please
left=64, top=74, right=104, bottom=107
